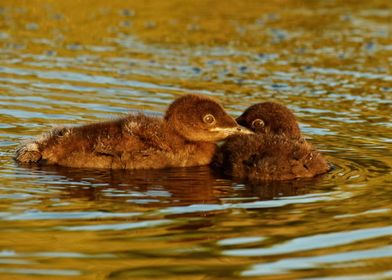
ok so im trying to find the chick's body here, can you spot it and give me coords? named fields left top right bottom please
left=16, top=94, right=251, bottom=169
left=213, top=102, right=330, bottom=181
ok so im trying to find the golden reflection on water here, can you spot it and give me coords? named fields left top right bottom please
left=1, top=0, right=392, bottom=279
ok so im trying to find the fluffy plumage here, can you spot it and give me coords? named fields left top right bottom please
left=213, top=102, right=330, bottom=181
left=15, top=94, right=251, bottom=169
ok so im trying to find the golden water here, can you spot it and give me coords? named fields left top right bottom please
left=1, top=0, right=391, bottom=279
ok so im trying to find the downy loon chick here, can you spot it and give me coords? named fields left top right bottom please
left=212, top=102, right=330, bottom=181
left=15, top=94, right=252, bottom=169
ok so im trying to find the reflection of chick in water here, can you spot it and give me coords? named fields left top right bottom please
left=248, top=178, right=319, bottom=200
left=37, top=165, right=225, bottom=205
left=34, top=165, right=312, bottom=207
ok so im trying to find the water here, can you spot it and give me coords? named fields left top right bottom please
left=1, top=1, right=391, bottom=279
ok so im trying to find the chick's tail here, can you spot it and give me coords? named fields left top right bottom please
left=15, top=141, right=42, bottom=163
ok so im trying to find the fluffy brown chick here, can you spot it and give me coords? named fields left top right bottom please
left=15, top=94, right=252, bottom=169
left=212, top=102, right=330, bottom=181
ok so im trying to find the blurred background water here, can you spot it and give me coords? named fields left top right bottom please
left=0, top=0, right=391, bottom=279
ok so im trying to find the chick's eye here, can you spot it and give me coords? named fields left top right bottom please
left=251, top=119, right=264, bottom=129
left=203, top=114, right=215, bottom=124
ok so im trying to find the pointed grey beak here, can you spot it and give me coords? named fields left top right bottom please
left=211, top=125, right=253, bottom=136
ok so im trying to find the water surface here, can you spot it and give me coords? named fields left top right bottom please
left=1, top=1, right=391, bottom=279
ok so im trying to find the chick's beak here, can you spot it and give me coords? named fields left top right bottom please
left=235, top=125, right=254, bottom=135
left=210, top=125, right=253, bottom=136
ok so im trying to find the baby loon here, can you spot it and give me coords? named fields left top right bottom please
left=212, top=102, right=330, bottom=181
left=15, top=94, right=252, bottom=169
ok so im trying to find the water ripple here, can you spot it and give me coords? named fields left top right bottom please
left=224, top=226, right=392, bottom=257
left=242, top=246, right=392, bottom=276
left=2, top=211, right=139, bottom=221
left=0, top=268, right=81, bottom=276
left=160, top=192, right=344, bottom=215
left=57, top=219, right=172, bottom=231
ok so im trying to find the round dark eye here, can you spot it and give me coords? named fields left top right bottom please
left=203, top=114, right=215, bottom=124
left=251, top=119, right=264, bottom=129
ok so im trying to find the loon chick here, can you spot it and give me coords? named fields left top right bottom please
left=15, top=94, right=252, bottom=169
left=212, top=102, right=330, bottom=181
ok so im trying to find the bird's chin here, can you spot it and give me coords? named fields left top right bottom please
left=190, top=132, right=228, bottom=142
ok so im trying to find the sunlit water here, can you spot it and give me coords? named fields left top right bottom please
left=1, top=1, right=391, bottom=279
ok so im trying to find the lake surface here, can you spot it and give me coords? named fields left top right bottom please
left=1, top=1, right=391, bottom=279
